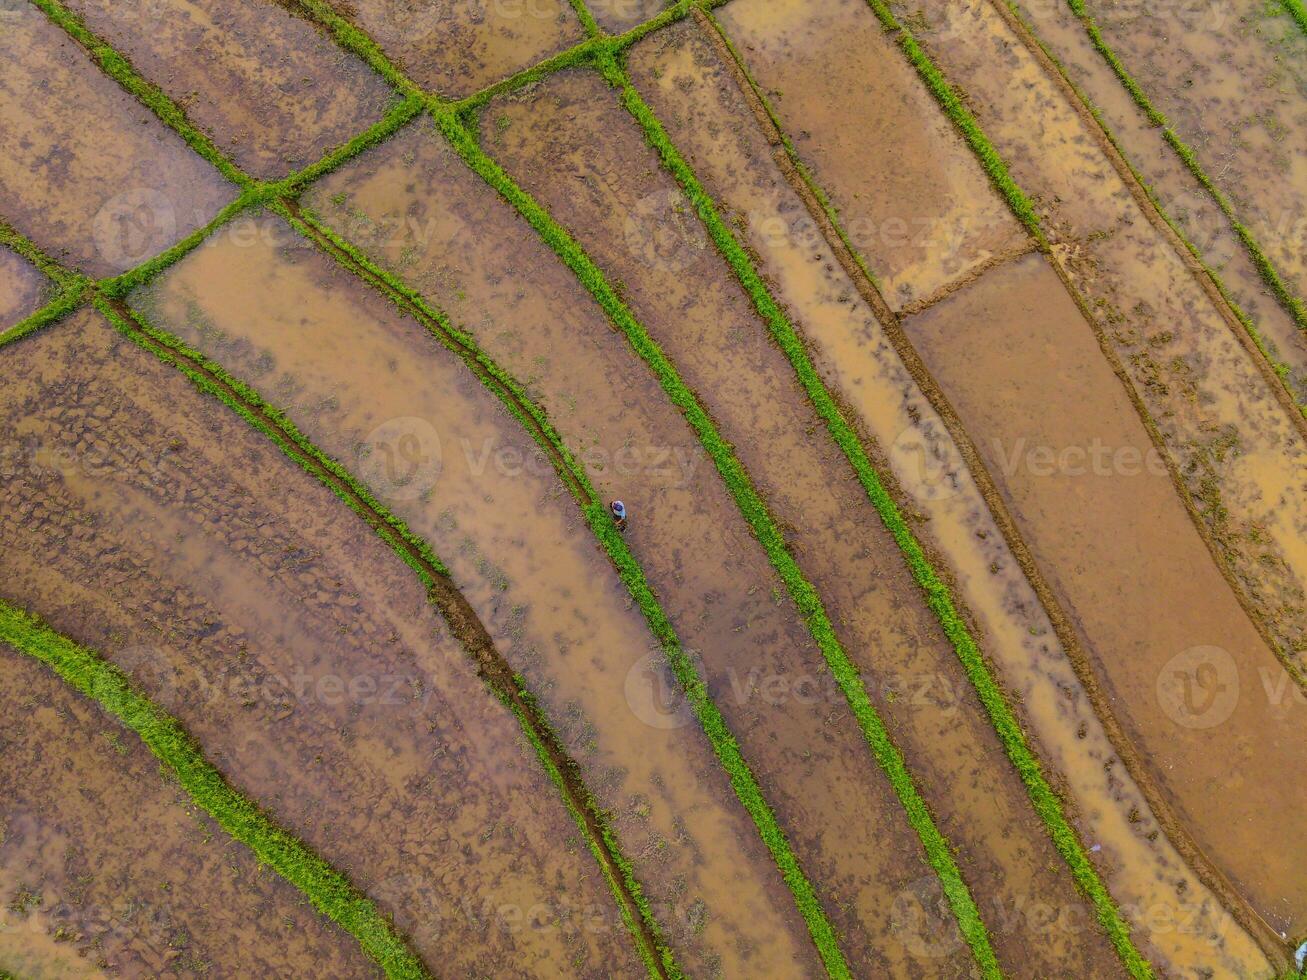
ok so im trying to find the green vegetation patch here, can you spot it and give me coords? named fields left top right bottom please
left=0, top=597, right=430, bottom=979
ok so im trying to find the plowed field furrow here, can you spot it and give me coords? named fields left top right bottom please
left=0, top=3, right=236, bottom=277
left=0, top=643, right=380, bottom=979
left=902, top=0, right=1307, bottom=684
left=625, top=14, right=1273, bottom=976
left=477, top=62, right=1136, bottom=976
left=902, top=251, right=1307, bottom=947
left=318, top=0, right=587, bottom=98
left=57, top=0, right=394, bottom=180
left=126, top=210, right=831, bottom=977
left=0, top=308, right=642, bottom=978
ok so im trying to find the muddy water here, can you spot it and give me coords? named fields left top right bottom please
left=625, top=17, right=1274, bottom=977
left=711, top=0, right=1028, bottom=311
left=0, top=643, right=378, bottom=978
left=60, top=0, right=394, bottom=180
left=1077, top=0, right=1307, bottom=303
left=1007, top=0, right=1307, bottom=407
left=482, top=64, right=1131, bottom=976
left=131, top=213, right=823, bottom=977
left=306, top=116, right=961, bottom=976
left=904, top=252, right=1307, bottom=945
left=0, top=247, right=50, bottom=328
left=0, top=308, right=641, bottom=978
left=324, top=0, right=585, bottom=98
left=0, top=4, right=236, bottom=278
left=586, top=0, right=667, bottom=33
left=903, top=0, right=1307, bottom=690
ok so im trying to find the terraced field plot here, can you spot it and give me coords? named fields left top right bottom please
left=2, top=0, right=1305, bottom=977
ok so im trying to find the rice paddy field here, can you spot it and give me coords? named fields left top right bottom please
left=1, top=1, right=1304, bottom=977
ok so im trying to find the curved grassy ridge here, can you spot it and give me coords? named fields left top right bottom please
left=275, top=199, right=848, bottom=979
left=435, top=98, right=1008, bottom=975
left=1278, top=0, right=1307, bottom=36
left=602, top=32, right=1159, bottom=976
left=0, top=598, right=431, bottom=980
left=1058, top=0, right=1307, bottom=335
left=96, top=294, right=676, bottom=980
left=989, top=1, right=1307, bottom=418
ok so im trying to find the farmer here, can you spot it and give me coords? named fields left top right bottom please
left=610, top=499, right=628, bottom=532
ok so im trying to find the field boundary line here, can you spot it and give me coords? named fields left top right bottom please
left=1058, top=0, right=1307, bottom=336
left=697, top=3, right=1292, bottom=968
left=1276, top=0, right=1307, bottom=35
left=603, top=11, right=1166, bottom=975
left=99, top=293, right=677, bottom=980
left=0, top=596, right=431, bottom=979
left=271, top=197, right=842, bottom=979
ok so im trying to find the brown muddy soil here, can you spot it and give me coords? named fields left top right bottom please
left=130, top=210, right=826, bottom=977
left=902, top=0, right=1307, bottom=688
left=624, top=16, right=1274, bottom=976
left=1007, top=0, right=1307, bottom=408
left=903, top=251, right=1307, bottom=946
left=301, top=116, right=960, bottom=976
left=0, top=307, right=642, bottom=978
left=1077, top=0, right=1307, bottom=302
left=481, top=62, right=1127, bottom=976
left=712, top=0, right=1029, bottom=311
left=323, top=0, right=586, bottom=98
left=60, top=0, right=394, bottom=180
left=0, top=643, right=378, bottom=979
left=0, top=247, right=51, bottom=328
left=0, top=4, right=236, bottom=277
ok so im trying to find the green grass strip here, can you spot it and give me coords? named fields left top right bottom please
left=287, top=0, right=423, bottom=98
left=105, top=282, right=677, bottom=979
left=1273, top=0, right=1307, bottom=38
left=267, top=200, right=681, bottom=980
left=278, top=188, right=851, bottom=979
left=605, top=42, right=1155, bottom=977
left=435, top=101, right=1016, bottom=979
left=855, top=0, right=1042, bottom=238
left=0, top=597, right=430, bottom=979
left=1062, top=0, right=1307, bottom=332
left=272, top=95, right=427, bottom=198
left=28, top=0, right=250, bottom=189
left=0, top=219, right=78, bottom=289
left=0, top=285, right=89, bottom=351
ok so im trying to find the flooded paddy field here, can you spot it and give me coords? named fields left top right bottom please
left=482, top=63, right=1129, bottom=974
left=0, top=308, right=642, bottom=977
left=0, top=247, right=51, bottom=328
left=60, top=0, right=394, bottom=179
left=625, top=16, right=1274, bottom=975
left=903, top=251, right=1307, bottom=948
left=712, top=0, right=1030, bottom=311
left=1007, top=0, right=1307, bottom=408
left=901, top=0, right=1307, bottom=679
left=1065, top=0, right=1307, bottom=304
left=0, top=2, right=235, bottom=277
left=298, top=120, right=977, bottom=975
left=0, top=643, right=377, bottom=978
left=321, top=0, right=586, bottom=98
left=131, top=213, right=834, bottom=976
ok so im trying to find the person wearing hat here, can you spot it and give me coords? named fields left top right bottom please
left=610, top=499, right=628, bottom=532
